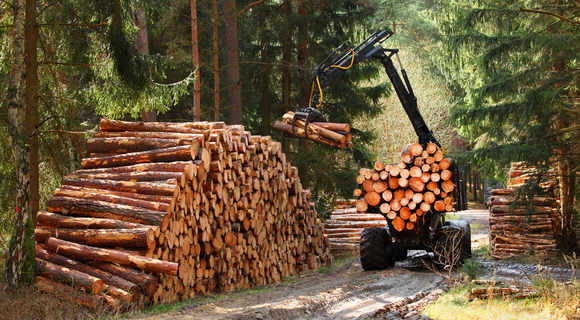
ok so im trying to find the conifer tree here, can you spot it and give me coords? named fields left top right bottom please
left=430, top=0, right=580, bottom=252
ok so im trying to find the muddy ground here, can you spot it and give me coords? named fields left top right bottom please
left=133, top=209, right=578, bottom=320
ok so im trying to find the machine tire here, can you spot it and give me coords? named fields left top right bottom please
left=360, top=227, right=396, bottom=271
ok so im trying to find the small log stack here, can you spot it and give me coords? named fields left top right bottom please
left=272, top=111, right=352, bottom=149
left=35, top=118, right=333, bottom=310
left=323, top=199, right=387, bottom=252
left=489, top=162, right=560, bottom=259
left=353, top=143, right=456, bottom=235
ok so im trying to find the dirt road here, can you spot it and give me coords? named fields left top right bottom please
left=132, top=209, right=577, bottom=320
left=136, top=258, right=447, bottom=320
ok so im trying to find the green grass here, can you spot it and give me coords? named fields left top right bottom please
left=424, top=277, right=580, bottom=320
left=316, top=252, right=357, bottom=274
left=117, top=284, right=276, bottom=318
left=122, top=252, right=358, bottom=318
left=472, top=244, right=490, bottom=259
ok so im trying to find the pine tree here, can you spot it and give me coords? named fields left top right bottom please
left=431, top=0, right=580, bottom=252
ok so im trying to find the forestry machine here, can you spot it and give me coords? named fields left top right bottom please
left=291, top=29, right=471, bottom=271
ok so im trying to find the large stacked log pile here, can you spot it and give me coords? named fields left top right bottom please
left=323, top=199, right=387, bottom=252
left=488, top=162, right=560, bottom=259
left=272, top=111, right=352, bottom=149
left=353, top=143, right=456, bottom=235
left=35, top=119, right=332, bottom=309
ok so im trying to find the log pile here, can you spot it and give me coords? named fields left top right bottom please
left=272, top=111, right=352, bottom=149
left=353, top=143, right=456, bottom=235
left=323, top=199, right=387, bottom=252
left=35, top=118, right=333, bottom=310
left=489, top=163, right=560, bottom=259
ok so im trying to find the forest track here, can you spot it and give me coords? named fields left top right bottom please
left=135, top=258, right=447, bottom=320
left=131, top=209, right=577, bottom=320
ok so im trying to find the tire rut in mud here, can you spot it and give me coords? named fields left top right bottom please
left=223, top=270, right=447, bottom=320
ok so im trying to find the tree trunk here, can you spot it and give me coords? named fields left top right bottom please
left=297, top=0, right=309, bottom=187
left=4, top=0, right=32, bottom=289
left=191, top=0, right=201, bottom=121
left=212, top=0, right=220, bottom=121
left=260, top=4, right=270, bottom=135
left=26, top=0, right=39, bottom=226
left=224, top=0, right=242, bottom=124
left=551, top=0, right=578, bottom=252
left=132, top=4, right=156, bottom=122
left=282, top=0, right=292, bottom=155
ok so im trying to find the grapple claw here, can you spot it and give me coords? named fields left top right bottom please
left=291, top=107, right=326, bottom=138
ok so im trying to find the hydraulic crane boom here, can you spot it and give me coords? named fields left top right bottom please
left=292, top=29, right=441, bottom=148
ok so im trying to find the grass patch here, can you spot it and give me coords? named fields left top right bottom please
left=424, top=279, right=580, bottom=320
left=121, top=284, right=276, bottom=318
left=316, top=251, right=357, bottom=274
left=0, top=285, right=99, bottom=320
left=472, top=244, right=490, bottom=259
left=445, top=212, right=460, bottom=220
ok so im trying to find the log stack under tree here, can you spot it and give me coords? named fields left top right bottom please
left=353, top=143, right=457, bottom=236
left=35, top=118, right=333, bottom=310
left=323, top=199, right=387, bottom=252
left=272, top=111, right=352, bottom=149
left=488, top=162, right=560, bottom=259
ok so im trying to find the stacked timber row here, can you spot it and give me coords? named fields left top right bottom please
left=272, top=111, right=352, bottom=149
left=488, top=162, right=560, bottom=259
left=354, top=143, right=456, bottom=235
left=35, top=118, right=333, bottom=309
left=324, top=199, right=387, bottom=252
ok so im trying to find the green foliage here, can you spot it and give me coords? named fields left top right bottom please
left=427, top=0, right=580, bottom=177
left=459, top=257, right=482, bottom=280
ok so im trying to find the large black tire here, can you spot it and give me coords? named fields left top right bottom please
left=360, top=227, right=396, bottom=271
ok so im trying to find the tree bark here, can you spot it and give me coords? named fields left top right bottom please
left=260, top=4, right=270, bottom=135
left=35, top=227, right=157, bottom=248
left=224, top=0, right=242, bottom=124
left=26, top=0, right=39, bottom=226
left=281, top=0, right=292, bottom=155
left=132, top=4, right=156, bottom=122
left=4, top=0, right=31, bottom=289
left=89, top=262, right=159, bottom=296
left=45, top=238, right=178, bottom=275
left=35, top=257, right=105, bottom=294
left=212, top=0, right=220, bottom=121
left=36, top=276, right=106, bottom=309
left=62, top=177, right=177, bottom=197
left=37, top=211, right=147, bottom=229
left=81, top=144, right=199, bottom=169
left=190, top=0, right=201, bottom=121
left=48, top=195, right=166, bottom=225
left=296, top=0, right=310, bottom=187
left=36, top=246, right=140, bottom=294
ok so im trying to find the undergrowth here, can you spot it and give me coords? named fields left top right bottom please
left=425, top=254, right=580, bottom=320
left=0, top=285, right=99, bottom=320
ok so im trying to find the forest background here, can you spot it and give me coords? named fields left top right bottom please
left=0, top=0, right=578, bottom=287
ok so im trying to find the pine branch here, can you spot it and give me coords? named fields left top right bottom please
left=40, top=61, right=94, bottom=68
left=559, top=106, right=580, bottom=117
left=66, top=7, right=106, bottom=35
left=40, top=22, right=107, bottom=28
left=238, top=0, right=268, bottom=16
left=569, top=0, right=580, bottom=12
left=519, top=7, right=580, bottom=25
